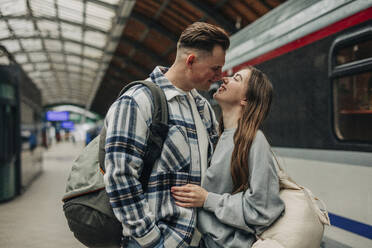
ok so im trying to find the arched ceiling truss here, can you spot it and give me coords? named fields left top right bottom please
left=0, top=0, right=287, bottom=116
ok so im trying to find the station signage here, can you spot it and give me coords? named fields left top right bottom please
left=46, top=111, right=69, bottom=121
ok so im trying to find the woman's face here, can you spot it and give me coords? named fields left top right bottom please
left=213, top=68, right=251, bottom=106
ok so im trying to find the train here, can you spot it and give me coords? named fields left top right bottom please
left=206, top=0, right=372, bottom=247
left=0, top=45, right=43, bottom=201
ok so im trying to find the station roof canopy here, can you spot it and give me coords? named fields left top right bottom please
left=0, top=0, right=287, bottom=116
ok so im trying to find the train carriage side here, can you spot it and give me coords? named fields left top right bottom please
left=0, top=46, right=43, bottom=201
left=218, top=1, right=372, bottom=247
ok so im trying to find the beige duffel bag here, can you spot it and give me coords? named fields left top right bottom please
left=252, top=155, right=330, bottom=248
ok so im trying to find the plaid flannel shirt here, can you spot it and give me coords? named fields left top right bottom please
left=104, top=66, right=219, bottom=248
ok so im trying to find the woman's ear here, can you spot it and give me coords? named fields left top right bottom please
left=240, top=99, right=247, bottom=106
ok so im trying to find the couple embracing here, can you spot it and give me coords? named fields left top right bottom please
left=104, top=22, right=284, bottom=248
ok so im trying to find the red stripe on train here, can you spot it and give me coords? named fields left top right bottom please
left=228, top=6, right=372, bottom=74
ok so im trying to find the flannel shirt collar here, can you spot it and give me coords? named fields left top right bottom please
left=149, top=66, right=206, bottom=107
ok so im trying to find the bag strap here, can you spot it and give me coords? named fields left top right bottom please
left=270, top=148, right=331, bottom=225
left=98, top=80, right=168, bottom=189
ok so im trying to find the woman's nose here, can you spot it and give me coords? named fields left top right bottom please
left=222, top=77, right=228, bottom=84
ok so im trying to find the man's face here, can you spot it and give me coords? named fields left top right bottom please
left=189, top=45, right=226, bottom=91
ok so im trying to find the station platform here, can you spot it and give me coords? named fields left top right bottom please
left=0, top=141, right=356, bottom=248
left=0, top=142, right=85, bottom=248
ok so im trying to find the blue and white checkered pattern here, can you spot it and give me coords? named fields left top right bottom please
left=104, top=66, right=219, bottom=248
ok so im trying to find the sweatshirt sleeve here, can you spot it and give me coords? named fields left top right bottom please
left=203, top=131, right=284, bottom=234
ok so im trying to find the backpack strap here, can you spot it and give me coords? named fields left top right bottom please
left=98, top=80, right=169, bottom=192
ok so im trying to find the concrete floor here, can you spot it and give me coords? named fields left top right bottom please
left=0, top=141, right=357, bottom=248
left=0, top=142, right=85, bottom=248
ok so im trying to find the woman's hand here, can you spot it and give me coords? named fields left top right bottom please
left=171, top=184, right=208, bottom=208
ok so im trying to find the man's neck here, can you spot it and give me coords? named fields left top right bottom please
left=164, top=64, right=192, bottom=92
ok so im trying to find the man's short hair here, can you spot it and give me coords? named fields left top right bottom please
left=177, top=22, right=230, bottom=52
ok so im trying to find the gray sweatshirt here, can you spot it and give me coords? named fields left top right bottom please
left=198, top=129, right=284, bottom=248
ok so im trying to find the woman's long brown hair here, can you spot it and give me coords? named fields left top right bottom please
left=219, top=66, right=273, bottom=194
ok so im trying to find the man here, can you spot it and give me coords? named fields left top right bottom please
left=104, top=22, right=229, bottom=248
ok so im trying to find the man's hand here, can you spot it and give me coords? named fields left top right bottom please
left=171, top=184, right=208, bottom=208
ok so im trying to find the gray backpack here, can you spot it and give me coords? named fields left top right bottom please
left=62, top=81, right=168, bottom=248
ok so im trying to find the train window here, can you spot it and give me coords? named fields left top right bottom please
left=335, top=39, right=372, bottom=65
left=331, top=28, right=372, bottom=142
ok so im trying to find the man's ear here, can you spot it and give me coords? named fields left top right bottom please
left=186, top=54, right=195, bottom=67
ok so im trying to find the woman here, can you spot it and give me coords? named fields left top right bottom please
left=171, top=66, right=285, bottom=248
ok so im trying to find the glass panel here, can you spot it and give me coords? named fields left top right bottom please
left=0, top=22, right=10, bottom=39
left=38, top=20, right=60, bottom=37
left=336, top=38, right=372, bottom=65
left=86, top=2, right=115, bottom=20
left=84, top=31, right=106, bottom=48
left=1, top=40, right=19, bottom=53
left=30, top=53, right=47, bottom=62
left=58, top=1, right=83, bottom=23
left=8, top=20, right=35, bottom=37
left=14, top=54, right=28, bottom=64
left=22, top=64, right=34, bottom=71
left=31, top=0, right=56, bottom=17
left=64, top=41, right=81, bottom=54
left=61, top=23, right=82, bottom=42
left=36, top=63, right=50, bottom=70
left=334, top=71, right=372, bottom=141
left=21, top=39, right=42, bottom=51
left=0, top=0, right=26, bottom=16
left=84, top=45, right=102, bottom=58
left=66, top=55, right=81, bottom=64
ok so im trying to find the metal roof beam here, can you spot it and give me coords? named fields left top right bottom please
left=1, top=15, right=107, bottom=35
left=28, top=69, right=95, bottom=80
left=130, top=11, right=178, bottom=42
left=118, top=36, right=168, bottom=65
left=86, top=0, right=117, bottom=10
left=185, top=0, right=236, bottom=33
left=13, top=50, right=101, bottom=63
left=0, top=36, right=104, bottom=52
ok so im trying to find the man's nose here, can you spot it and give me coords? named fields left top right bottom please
left=213, top=70, right=222, bottom=81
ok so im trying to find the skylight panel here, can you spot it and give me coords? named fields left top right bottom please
left=14, top=54, right=28, bottom=64
left=85, top=15, right=111, bottom=30
left=61, top=23, right=82, bottom=42
left=21, top=39, right=42, bottom=51
left=58, top=2, right=83, bottom=23
left=8, top=19, right=35, bottom=37
left=22, top=64, right=34, bottom=71
left=50, top=53, right=64, bottom=63
left=84, top=31, right=106, bottom=48
left=30, top=52, right=47, bottom=62
left=67, top=64, right=82, bottom=73
left=65, top=41, right=82, bottom=54
left=30, top=0, right=56, bottom=17
left=83, top=46, right=102, bottom=59
left=45, top=40, right=62, bottom=51
left=83, top=59, right=98, bottom=69
left=38, top=20, right=59, bottom=37
left=1, top=40, right=20, bottom=53
left=0, top=0, right=26, bottom=16
left=54, top=63, right=66, bottom=71
left=0, top=22, right=10, bottom=39
left=66, top=54, right=81, bottom=64
left=87, top=2, right=114, bottom=20
left=36, top=63, right=50, bottom=71
left=100, top=0, right=121, bottom=5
